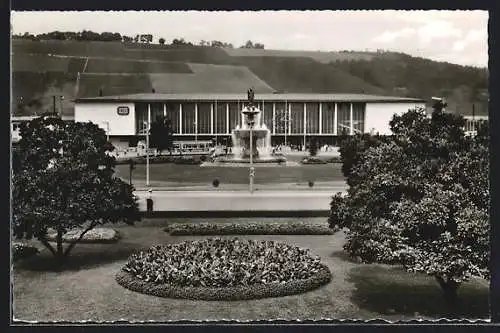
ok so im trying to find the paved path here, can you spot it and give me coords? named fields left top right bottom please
left=135, top=188, right=346, bottom=212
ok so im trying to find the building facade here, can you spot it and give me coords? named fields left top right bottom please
left=74, top=93, right=426, bottom=150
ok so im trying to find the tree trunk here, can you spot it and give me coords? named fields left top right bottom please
left=435, top=276, right=460, bottom=312
left=56, top=228, right=65, bottom=267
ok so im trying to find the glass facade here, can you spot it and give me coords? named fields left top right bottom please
left=274, top=102, right=288, bottom=134
left=215, top=101, right=227, bottom=134
left=352, top=102, right=366, bottom=134
left=337, top=102, right=351, bottom=135
left=306, top=102, right=320, bottom=134
left=165, top=102, right=180, bottom=134
left=228, top=102, right=239, bottom=131
left=132, top=99, right=369, bottom=139
left=135, top=103, right=148, bottom=134
left=182, top=103, right=196, bottom=134
left=197, top=102, right=211, bottom=134
left=263, top=102, right=274, bottom=131
left=290, top=102, right=304, bottom=134
left=321, top=102, right=335, bottom=134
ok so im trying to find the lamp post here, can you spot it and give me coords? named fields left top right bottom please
left=243, top=105, right=258, bottom=194
left=249, top=119, right=254, bottom=194
left=194, top=121, right=198, bottom=144
left=143, top=121, right=150, bottom=186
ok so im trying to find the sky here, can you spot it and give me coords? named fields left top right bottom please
left=11, top=10, right=488, bottom=68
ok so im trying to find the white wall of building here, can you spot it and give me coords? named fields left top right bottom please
left=365, top=102, right=426, bottom=135
left=74, top=102, right=136, bottom=136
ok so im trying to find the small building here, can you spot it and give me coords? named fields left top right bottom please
left=73, top=93, right=426, bottom=150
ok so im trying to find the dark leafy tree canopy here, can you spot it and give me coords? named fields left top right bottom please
left=330, top=107, right=489, bottom=303
left=149, top=115, right=174, bottom=154
left=13, top=116, right=140, bottom=263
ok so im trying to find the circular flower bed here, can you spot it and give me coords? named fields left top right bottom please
left=116, top=238, right=332, bottom=300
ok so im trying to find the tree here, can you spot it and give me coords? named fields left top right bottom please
left=309, top=139, right=318, bottom=157
left=329, top=107, right=489, bottom=306
left=12, top=116, right=140, bottom=265
left=149, top=115, right=174, bottom=155
left=159, top=37, right=165, bottom=45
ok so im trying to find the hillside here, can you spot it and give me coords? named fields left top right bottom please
left=11, top=39, right=488, bottom=117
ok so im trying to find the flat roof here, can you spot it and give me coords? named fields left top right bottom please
left=75, top=93, right=425, bottom=103
left=11, top=115, right=75, bottom=121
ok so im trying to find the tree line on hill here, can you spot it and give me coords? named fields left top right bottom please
left=331, top=55, right=488, bottom=103
left=13, top=30, right=265, bottom=49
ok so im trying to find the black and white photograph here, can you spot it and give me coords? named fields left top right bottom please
left=10, top=10, right=490, bottom=322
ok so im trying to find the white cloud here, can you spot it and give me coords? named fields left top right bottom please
left=372, top=27, right=415, bottom=43
left=417, top=20, right=462, bottom=43
left=453, top=28, right=487, bottom=51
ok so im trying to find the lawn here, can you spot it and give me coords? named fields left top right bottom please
left=12, top=218, right=489, bottom=322
left=115, top=160, right=345, bottom=188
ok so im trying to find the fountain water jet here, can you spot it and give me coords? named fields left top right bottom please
left=202, top=99, right=298, bottom=167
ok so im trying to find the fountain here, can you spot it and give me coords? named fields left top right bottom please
left=202, top=89, right=298, bottom=167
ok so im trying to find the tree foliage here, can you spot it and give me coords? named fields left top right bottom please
left=329, top=107, right=489, bottom=303
left=149, top=115, right=174, bottom=154
left=309, top=139, right=318, bottom=157
left=12, top=116, right=140, bottom=264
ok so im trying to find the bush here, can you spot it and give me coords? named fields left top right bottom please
left=12, top=243, right=39, bottom=261
left=164, top=223, right=333, bottom=235
left=116, top=238, right=332, bottom=300
left=174, top=156, right=202, bottom=165
left=212, top=179, right=220, bottom=187
left=301, top=157, right=327, bottom=165
left=338, top=133, right=388, bottom=186
left=200, top=155, right=208, bottom=162
left=331, top=107, right=490, bottom=303
left=308, top=180, right=314, bottom=188
left=325, top=156, right=342, bottom=163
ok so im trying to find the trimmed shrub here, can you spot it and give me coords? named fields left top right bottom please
left=325, top=156, right=342, bottom=163
left=308, top=180, right=314, bottom=188
left=116, top=238, right=332, bottom=300
left=164, top=223, right=333, bottom=235
left=12, top=243, right=39, bottom=261
left=301, top=157, right=327, bottom=165
left=212, top=179, right=220, bottom=187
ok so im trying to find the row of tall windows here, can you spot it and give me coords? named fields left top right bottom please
left=135, top=102, right=366, bottom=135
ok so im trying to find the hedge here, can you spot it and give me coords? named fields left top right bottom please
left=115, top=264, right=331, bottom=301
left=164, top=223, right=334, bottom=235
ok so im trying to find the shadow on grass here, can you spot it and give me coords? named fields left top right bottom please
left=330, top=250, right=361, bottom=263
left=348, top=265, right=489, bottom=319
left=14, top=242, right=146, bottom=272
